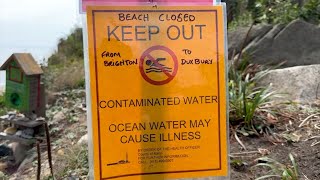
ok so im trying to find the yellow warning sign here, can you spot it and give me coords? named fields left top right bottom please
left=86, top=5, right=228, bottom=180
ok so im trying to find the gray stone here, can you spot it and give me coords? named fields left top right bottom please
left=52, top=111, right=66, bottom=122
left=77, top=134, right=88, bottom=145
left=0, top=144, right=13, bottom=157
left=228, top=24, right=273, bottom=58
left=8, top=142, right=30, bottom=165
left=244, top=20, right=320, bottom=67
left=259, top=65, right=320, bottom=103
left=17, top=152, right=37, bottom=173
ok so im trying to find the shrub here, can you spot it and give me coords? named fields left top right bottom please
left=44, top=27, right=85, bottom=91
left=43, top=60, right=85, bottom=91
left=255, top=153, right=299, bottom=180
left=47, top=144, right=89, bottom=179
left=47, top=27, right=83, bottom=66
left=0, top=94, right=8, bottom=116
left=229, top=56, right=275, bottom=133
left=227, top=0, right=320, bottom=28
left=254, top=0, right=300, bottom=24
left=300, top=0, right=320, bottom=24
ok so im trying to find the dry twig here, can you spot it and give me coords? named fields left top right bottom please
left=234, top=132, right=247, bottom=150
left=299, top=113, right=320, bottom=127
left=303, top=135, right=320, bottom=141
left=311, top=141, right=320, bottom=147
left=230, top=151, right=260, bottom=155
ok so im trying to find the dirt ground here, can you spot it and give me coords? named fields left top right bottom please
left=230, top=103, right=320, bottom=180
left=230, top=136, right=320, bottom=179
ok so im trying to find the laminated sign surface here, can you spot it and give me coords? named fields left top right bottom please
left=86, top=5, right=227, bottom=180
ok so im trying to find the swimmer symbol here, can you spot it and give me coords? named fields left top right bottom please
left=145, top=57, right=172, bottom=73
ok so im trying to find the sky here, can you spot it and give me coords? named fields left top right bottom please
left=0, top=0, right=81, bottom=86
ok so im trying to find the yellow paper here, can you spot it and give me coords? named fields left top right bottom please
left=86, top=5, right=228, bottom=180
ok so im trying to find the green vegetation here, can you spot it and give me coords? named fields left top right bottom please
left=47, top=28, right=83, bottom=66
left=0, top=171, right=9, bottom=180
left=45, top=144, right=89, bottom=180
left=43, top=27, right=85, bottom=91
left=0, top=93, right=9, bottom=116
left=255, top=153, right=299, bottom=180
left=228, top=53, right=276, bottom=134
left=227, top=0, right=320, bottom=28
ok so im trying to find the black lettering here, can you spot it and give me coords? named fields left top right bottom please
left=107, top=100, right=115, bottom=108
left=195, top=131, right=201, bottom=139
left=174, top=97, right=180, bottom=105
left=122, top=26, right=132, bottom=41
left=143, top=14, right=149, bottom=21
left=118, top=123, right=125, bottom=132
left=189, top=14, right=195, bottom=21
left=167, top=25, right=180, bottom=40
left=109, top=124, right=117, bottom=132
left=107, top=26, right=120, bottom=41
left=212, top=96, right=218, bottom=103
left=159, top=14, right=164, bottom=21
left=183, top=25, right=194, bottom=40
left=195, top=25, right=206, bottom=39
left=190, top=120, right=197, bottom=128
left=120, top=135, right=127, bottom=143
left=188, top=132, right=194, bottom=140
left=118, top=13, right=125, bottom=21
left=100, top=101, right=106, bottom=108
left=148, top=26, right=159, bottom=40
left=135, top=26, right=146, bottom=41
left=177, top=13, right=183, bottom=22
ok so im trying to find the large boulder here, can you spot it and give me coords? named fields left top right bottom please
left=243, top=19, right=320, bottom=67
left=228, top=24, right=273, bottom=58
left=259, top=65, right=320, bottom=103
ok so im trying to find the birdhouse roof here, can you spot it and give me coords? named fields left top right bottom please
left=0, top=53, right=43, bottom=75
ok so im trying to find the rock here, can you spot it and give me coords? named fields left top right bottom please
left=4, top=127, right=17, bottom=135
left=259, top=65, right=320, bottom=103
left=67, top=175, right=80, bottom=180
left=17, top=152, right=37, bottom=173
left=228, top=24, right=273, bottom=58
left=0, top=163, right=8, bottom=172
left=77, top=134, right=88, bottom=145
left=57, top=149, right=65, bottom=156
left=46, top=90, right=58, bottom=105
left=53, top=111, right=66, bottom=122
left=8, top=142, right=30, bottom=165
left=244, top=19, right=320, bottom=67
left=0, top=144, right=13, bottom=157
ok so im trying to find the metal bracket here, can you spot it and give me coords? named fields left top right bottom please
left=148, top=0, right=158, bottom=8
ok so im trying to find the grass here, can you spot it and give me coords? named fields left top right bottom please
left=45, top=144, right=89, bottom=180
left=43, top=27, right=85, bottom=92
left=228, top=56, right=276, bottom=134
left=254, top=153, right=299, bottom=180
left=0, top=171, right=9, bottom=180
left=43, top=60, right=85, bottom=91
left=0, top=93, right=9, bottom=116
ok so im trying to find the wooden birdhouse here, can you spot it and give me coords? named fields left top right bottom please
left=0, top=53, right=45, bottom=117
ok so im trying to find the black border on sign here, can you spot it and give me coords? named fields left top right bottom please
left=92, top=9, right=221, bottom=180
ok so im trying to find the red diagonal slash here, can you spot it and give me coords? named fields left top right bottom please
left=139, top=45, right=178, bottom=86
left=146, top=54, right=173, bottom=78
